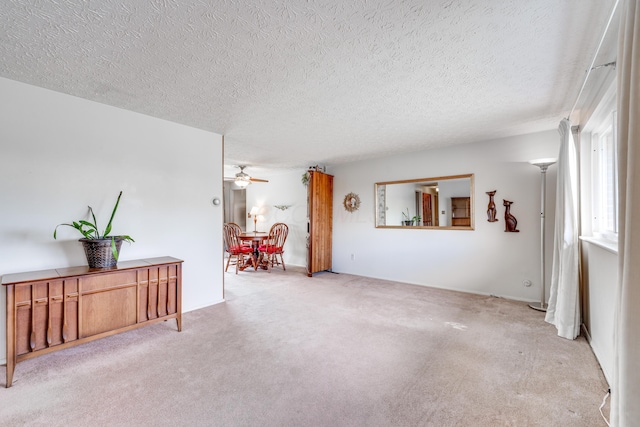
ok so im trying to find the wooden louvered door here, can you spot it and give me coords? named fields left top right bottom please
left=307, top=170, right=333, bottom=276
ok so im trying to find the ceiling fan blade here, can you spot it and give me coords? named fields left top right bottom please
left=224, top=165, right=268, bottom=184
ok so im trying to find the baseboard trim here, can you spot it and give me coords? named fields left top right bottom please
left=581, top=323, right=592, bottom=342
left=581, top=322, right=610, bottom=387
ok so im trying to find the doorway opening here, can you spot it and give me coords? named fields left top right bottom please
left=223, top=182, right=246, bottom=229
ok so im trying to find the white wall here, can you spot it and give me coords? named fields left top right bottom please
left=245, top=169, right=308, bottom=268
left=329, top=131, right=559, bottom=302
left=386, top=184, right=416, bottom=225
left=439, top=178, right=471, bottom=227
left=581, top=242, right=616, bottom=383
left=0, top=77, right=224, bottom=364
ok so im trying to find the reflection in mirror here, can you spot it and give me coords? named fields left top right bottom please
left=375, top=174, right=474, bottom=229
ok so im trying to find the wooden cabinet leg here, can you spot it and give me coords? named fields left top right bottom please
left=5, top=356, right=15, bottom=388
left=6, top=284, right=15, bottom=388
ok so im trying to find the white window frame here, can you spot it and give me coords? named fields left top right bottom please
left=581, top=82, right=618, bottom=247
left=591, top=111, right=618, bottom=241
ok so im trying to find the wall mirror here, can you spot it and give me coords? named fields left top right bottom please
left=375, top=174, right=474, bottom=230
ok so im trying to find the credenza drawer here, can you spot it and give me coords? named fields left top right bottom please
left=82, top=270, right=137, bottom=292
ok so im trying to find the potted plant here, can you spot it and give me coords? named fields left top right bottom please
left=412, top=215, right=422, bottom=226
left=54, top=191, right=134, bottom=268
left=402, top=208, right=413, bottom=226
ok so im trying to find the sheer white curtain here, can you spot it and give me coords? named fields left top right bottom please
left=545, top=119, right=580, bottom=339
left=612, top=0, right=640, bottom=424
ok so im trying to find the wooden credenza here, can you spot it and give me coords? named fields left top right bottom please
left=307, top=170, right=333, bottom=276
left=2, top=256, right=182, bottom=388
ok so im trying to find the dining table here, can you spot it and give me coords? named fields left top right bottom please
left=238, top=231, right=270, bottom=270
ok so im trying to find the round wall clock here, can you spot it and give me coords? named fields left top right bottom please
left=343, top=192, right=361, bottom=212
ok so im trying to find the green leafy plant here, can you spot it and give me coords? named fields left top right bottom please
left=401, top=208, right=414, bottom=225
left=412, top=215, right=421, bottom=224
left=54, top=191, right=134, bottom=259
left=301, top=172, right=310, bottom=186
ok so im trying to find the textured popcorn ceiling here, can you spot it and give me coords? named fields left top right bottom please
left=0, top=0, right=618, bottom=173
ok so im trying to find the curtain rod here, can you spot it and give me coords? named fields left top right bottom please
left=567, top=0, right=620, bottom=120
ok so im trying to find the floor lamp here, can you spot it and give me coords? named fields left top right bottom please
left=529, top=158, right=557, bottom=312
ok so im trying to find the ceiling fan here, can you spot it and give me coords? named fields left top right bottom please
left=225, top=165, right=269, bottom=188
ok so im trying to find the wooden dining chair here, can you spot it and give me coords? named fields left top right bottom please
left=223, top=223, right=255, bottom=274
left=228, top=222, right=252, bottom=247
left=258, top=223, right=288, bottom=272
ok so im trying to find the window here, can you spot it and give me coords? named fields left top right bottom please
left=591, top=111, right=618, bottom=241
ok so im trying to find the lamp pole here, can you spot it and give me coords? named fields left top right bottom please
left=249, top=206, right=259, bottom=233
left=529, top=159, right=556, bottom=312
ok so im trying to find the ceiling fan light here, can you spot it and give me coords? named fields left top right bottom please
left=235, top=176, right=251, bottom=187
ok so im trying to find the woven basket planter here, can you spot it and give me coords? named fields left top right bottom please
left=80, top=237, right=124, bottom=268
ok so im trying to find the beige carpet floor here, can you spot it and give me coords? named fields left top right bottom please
left=1, top=265, right=609, bottom=426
